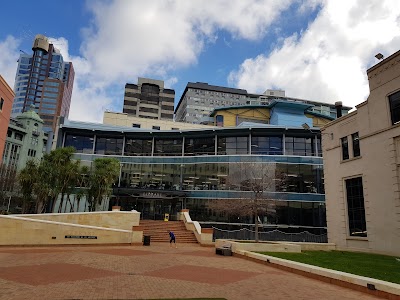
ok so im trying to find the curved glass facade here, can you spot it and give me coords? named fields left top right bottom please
left=60, top=123, right=326, bottom=228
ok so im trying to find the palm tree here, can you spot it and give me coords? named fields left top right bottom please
left=87, top=158, right=120, bottom=211
left=18, top=160, right=38, bottom=213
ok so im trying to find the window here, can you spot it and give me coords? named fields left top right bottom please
left=252, top=135, right=283, bottom=155
left=285, top=136, right=314, bottom=156
left=154, top=138, right=183, bottom=156
left=125, top=138, right=152, bottom=156
left=0, top=98, right=4, bottom=111
left=341, top=136, right=349, bottom=160
left=216, top=115, right=224, bottom=127
left=132, top=123, right=141, bottom=128
left=352, top=132, right=360, bottom=157
left=14, top=133, right=23, bottom=141
left=152, top=126, right=160, bottom=130
left=64, top=134, right=94, bottom=154
left=389, top=90, right=400, bottom=125
left=217, top=136, right=248, bottom=155
left=345, top=177, right=367, bottom=237
left=28, top=149, right=36, bottom=157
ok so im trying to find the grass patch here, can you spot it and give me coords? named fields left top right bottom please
left=259, top=251, right=400, bottom=284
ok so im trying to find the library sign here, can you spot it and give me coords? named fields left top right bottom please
left=65, top=235, right=97, bottom=239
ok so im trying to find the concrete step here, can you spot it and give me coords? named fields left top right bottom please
left=140, top=220, right=197, bottom=244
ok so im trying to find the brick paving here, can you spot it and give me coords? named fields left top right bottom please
left=0, top=243, right=384, bottom=300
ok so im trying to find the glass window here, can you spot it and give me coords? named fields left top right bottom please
left=345, top=177, right=367, bottom=237
left=389, top=90, right=400, bottom=125
left=64, top=134, right=94, bottom=154
left=0, top=98, right=3, bottom=111
left=125, top=138, right=152, bottom=156
left=352, top=132, right=360, bottom=157
left=185, top=136, right=215, bottom=156
left=252, top=135, right=283, bottom=155
left=152, top=126, right=160, bottom=130
left=95, top=136, right=123, bottom=155
left=41, top=103, right=57, bottom=109
left=341, top=136, right=349, bottom=160
left=132, top=123, right=141, bottom=128
left=216, top=115, right=224, bottom=127
left=154, top=138, right=183, bottom=156
left=285, top=137, right=314, bottom=156
left=217, top=136, right=248, bottom=155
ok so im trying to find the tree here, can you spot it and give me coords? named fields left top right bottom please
left=86, top=158, right=120, bottom=211
left=18, top=160, right=39, bottom=213
left=208, top=162, right=282, bottom=242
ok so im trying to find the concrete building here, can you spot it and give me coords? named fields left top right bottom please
left=322, top=50, right=400, bottom=255
left=0, top=75, right=15, bottom=164
left=175, top=82, right=352, bottom=124
left=11, top=34, right=75, bottom=132
left=103, top=111, right=214, bottom=131
left=175, top=82, right=248, bottom=124
left=123, top=78, right=175, bottom=120
left=2, top=108, right=48, bottom=172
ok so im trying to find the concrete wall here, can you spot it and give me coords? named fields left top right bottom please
left=0, top=214, right=142, bottom=246
left=322, top=50, right=400, bottom=256
left=16, top=211, right=141, bottom=231
left=103, top=111, right=214, bottom=130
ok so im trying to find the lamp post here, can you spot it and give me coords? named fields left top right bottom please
left=117, top=163, right=123, bottom=206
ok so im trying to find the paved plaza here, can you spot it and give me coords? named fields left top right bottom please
left=0, top=243, right=382, bottom=300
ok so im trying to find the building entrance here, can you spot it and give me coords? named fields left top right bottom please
left=110, top=188, right=186, bottom=220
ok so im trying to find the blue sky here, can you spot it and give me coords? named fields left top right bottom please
left=0, top=0, right=399, bottom=122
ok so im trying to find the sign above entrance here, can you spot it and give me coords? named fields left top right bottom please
left=141, top=192, right=167, bottom=199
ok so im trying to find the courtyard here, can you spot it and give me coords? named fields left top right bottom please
left=0, top=243, right=383, bottom=300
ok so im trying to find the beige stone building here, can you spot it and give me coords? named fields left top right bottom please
left=322, top=50, right=400, bottom=255
left=103, top=111, right=214, bottom=131
left=123, top=77, right=175, bottom=120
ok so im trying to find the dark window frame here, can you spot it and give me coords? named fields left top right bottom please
left=389, top=90, right=400, bottom=125
left=345, top=177, right=367, bottom=237
left=352, top=132, right=360, bottom=157
left=341, top=136, right=349, bottom=160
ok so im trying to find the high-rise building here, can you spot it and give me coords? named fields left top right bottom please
left=0, top=75, right=15, bottom=164
left=123, top=78, right=175, bottom=120
left=11, top=34, right=75, bottom=132
left=175, top=82, right=352, bottom=124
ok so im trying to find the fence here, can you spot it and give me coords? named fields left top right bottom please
left=213, top=227, right=328, bottom=243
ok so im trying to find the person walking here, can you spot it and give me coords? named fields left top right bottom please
left=168, top=230, right=177, bottom=248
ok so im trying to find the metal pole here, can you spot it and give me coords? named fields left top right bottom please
left=7, top=195, right=11, bottom=213
left=117, top=163, right=123, bottom=207
left=118, top=163, right=123, bottom=187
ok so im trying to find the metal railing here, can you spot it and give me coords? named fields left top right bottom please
left=213, top=227, right=328, bottom=243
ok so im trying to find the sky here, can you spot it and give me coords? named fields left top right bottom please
left=0, top=0, right=399, bottom=123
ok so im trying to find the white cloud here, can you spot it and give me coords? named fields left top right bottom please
left=0, top=0, right=325, bottom=122
left=229, top=0, right=400, bottom=108
left=72, top=0, right=300, bottom=121
left=0, top=36, right=20, bottom=87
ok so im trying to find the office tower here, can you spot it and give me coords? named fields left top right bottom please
left=123, top=78, right=175, bottom=120
left=11, top=34, right=75, bottom=132
left=0, top=75, right=15, bottom=163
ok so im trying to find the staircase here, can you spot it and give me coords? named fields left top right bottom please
left=140, top=220, right=198, bottom=243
